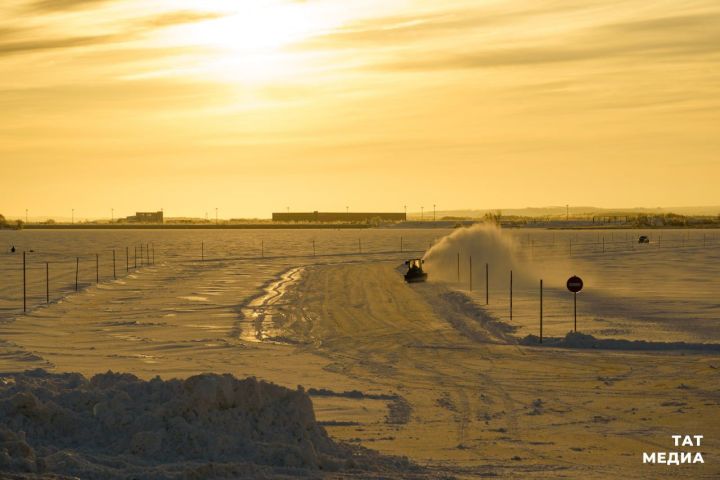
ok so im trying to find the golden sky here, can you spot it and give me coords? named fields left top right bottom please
left=1, top=0, right=718, bottom=219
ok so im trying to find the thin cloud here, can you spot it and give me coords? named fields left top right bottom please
left=0, top=34, right=119, bottom=57
left=299, top=2, right=621, bottom=48
left=606, top=12, right=720, bottom=33
left=27, top=0, right=112, bottom=12
left=360, top=10, right=720, bottom=71
left=0, top=9, right=224, bottom=58
left=140, top=11, right=225, bottom=28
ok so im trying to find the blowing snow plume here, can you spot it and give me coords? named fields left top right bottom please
left=423, top=223, right=534, bottom=288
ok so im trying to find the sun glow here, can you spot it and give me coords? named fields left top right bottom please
left=157, top=1, right=339, bottom=83
left=189, top=4, right=323, bottom=52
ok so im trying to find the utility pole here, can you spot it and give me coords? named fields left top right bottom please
left=433, top=204, right=436, bottom=222
left=421, top=206, right=424, bottom=220
left=25, top=209, right=28, bottom=224
left=566, top=204, right=569, bottom=222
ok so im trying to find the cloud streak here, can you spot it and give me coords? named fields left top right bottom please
left=0, top=34, right=119, bottom=56
left=140, top=10, right=225, bottom=28
left=27, top=0, right=112, bottom=12
left=325, top=9, right=720, bottom=71
left=0, top=9, right=224, bottom=57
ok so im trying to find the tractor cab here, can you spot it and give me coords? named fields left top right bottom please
left=404, top=258, right=428, bottom=283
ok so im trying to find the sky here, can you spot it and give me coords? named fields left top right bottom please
left=1, top=0, right=718, bottom=219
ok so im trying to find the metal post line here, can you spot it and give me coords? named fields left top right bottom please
left=18, top=245, right=161, bottom=313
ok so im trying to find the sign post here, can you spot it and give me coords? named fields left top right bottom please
left=566, top=275, right=584, bottom=332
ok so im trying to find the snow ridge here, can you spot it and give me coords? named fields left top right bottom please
left=0, top=369, right=389, bottom=479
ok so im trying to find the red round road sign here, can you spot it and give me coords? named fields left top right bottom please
left=567, top=276, right=583, bottom=293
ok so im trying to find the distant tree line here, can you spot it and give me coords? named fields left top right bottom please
left=0, top=214, right=23, bottom=229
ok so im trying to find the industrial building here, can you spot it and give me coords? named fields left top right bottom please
left=124, top=211, right=164, bottom=224
left=272, top=211, right=405, bottom=223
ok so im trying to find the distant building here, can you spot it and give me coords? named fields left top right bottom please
left=272, top=211, right=406, bottom=223
left=125, top=211, right=164, bottom=224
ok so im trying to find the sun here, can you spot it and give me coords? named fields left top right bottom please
left=149, top=1, right=340, bottom=84
left=183, top=2, right=324, bottom=53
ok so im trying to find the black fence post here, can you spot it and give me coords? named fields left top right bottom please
left=485, top=263, right=489, bottom=305
left=457, top=252, right=460, bottom=282
left=540, top=279, right=543, bottom=344
left=22, top=251, right=26, bottom=312
left=510, top=270, right=513, bottom=321
left=469, top=256, right=472, bottom=291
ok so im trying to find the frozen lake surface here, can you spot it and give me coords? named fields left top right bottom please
left=0, top=227, right=718, bottom=479
left=0, top=227, right=718, bottom=358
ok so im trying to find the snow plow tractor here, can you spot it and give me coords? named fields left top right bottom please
left=404, top=259, right=428, bottom=283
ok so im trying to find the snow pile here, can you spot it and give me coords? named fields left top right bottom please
left=0, top=370, right=410, bottom=479
left=521, top=332, right=720, bottom=352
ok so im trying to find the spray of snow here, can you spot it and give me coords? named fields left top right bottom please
left=423, top=223, right=528, bottom=285
left=422, top=223, right=579, bottom=289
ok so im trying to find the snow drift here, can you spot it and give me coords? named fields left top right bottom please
left=0, top=370, right=413, bottom=479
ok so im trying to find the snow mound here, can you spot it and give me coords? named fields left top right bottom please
left=521, top=332, right=720, bottom=352
left=0, top=370, right=416, bottom=479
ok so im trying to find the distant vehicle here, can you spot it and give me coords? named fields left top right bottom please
left=404, top=258, right=428, bottom=283
left=10, top=245, right=15, bottom=253
left=638, top=235, right=650, bottom=244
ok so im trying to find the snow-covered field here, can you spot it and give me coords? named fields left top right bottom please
left=0, top=227, right=718, bottom=478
